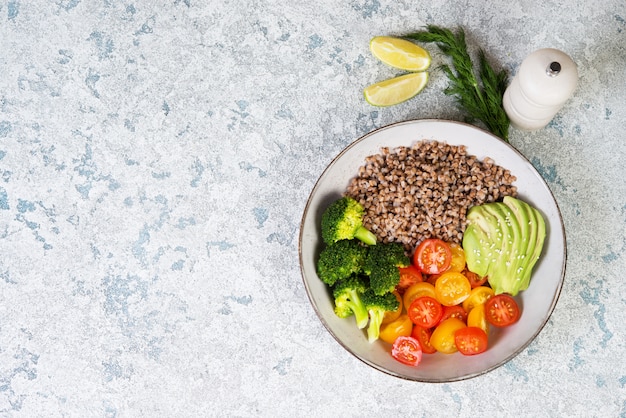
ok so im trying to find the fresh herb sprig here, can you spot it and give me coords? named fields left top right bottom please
left=405, top=25, right=510, bottom=142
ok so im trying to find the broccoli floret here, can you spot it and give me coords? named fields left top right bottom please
left=317, top=239, right=368, bottom=286
left=363, top=242, right=410, bottom=295
left=321, top=197, right=377, bottom=246
left=332, top=275, right=369, bottom=329
left=362, top=289, right=400, bottom=343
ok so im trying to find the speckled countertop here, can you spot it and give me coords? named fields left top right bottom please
left=1, top=1, right=625, bottom=416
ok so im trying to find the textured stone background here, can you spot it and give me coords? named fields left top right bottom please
left=1, top=1, right=625, bottom=416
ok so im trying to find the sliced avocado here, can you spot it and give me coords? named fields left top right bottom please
left=482, top=202, right=521, bottom=294
left=463, top=197, right=547, bottom=296
left=510, top=197, right=542, bottom=293
left=464, top=205, right=501, bottom=278
left=462, top=224, right=490, bottom=277
left=503, top=196, right=533, bottom=288
left=521, top=206, right=546, bottom=283
left=513, top=205, right=536, bottom=292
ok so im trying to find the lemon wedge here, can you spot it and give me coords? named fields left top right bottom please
left=363, top=72, right=429, bottom=107
left=370, top=36, right=431, bottom=72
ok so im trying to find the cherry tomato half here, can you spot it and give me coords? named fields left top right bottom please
left=430, top=318, right=466, bottom=354
left=396, top=265, right=423, bottom=294
left=379, top=314, right=413, bottom=344
left=484, top=294, right=521, bottom=327
left=402, top=282, right=436, bottom=309
left=413, top=239, right=452, bottom=275
left=425, top=274, right=440, bottom=286
left=440, top=304, right=468, bottom=324
left=391, top=336, right=423, bottom=366
left=408, top=296, right=444, bottom=328
left=462, top=286, right=495, bottom=312
left=448, top=243, right=466, bottom=273
left=454, top=326, right=489, bottom=355
left=463, top=270, right=488, bottom=288
left=467, top=304, right=489, bottom=336
left=411, top=325, right=437, bottom=354
left=434, top=271, right=471, bottom=306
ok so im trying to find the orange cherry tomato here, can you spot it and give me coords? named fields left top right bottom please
left=411, top=325, right=437, bottom=354
left=467, top=304, right=490, bottom=336
left=413, top=239, right=452, bottom=275
left=408, top=296, right=444, bottom=328
left=447, top=243, right=466, bottom=273
left=379, top=314, right=413, bottom=344
left=382, top=291, right=403, bottom=325
left=454, top=327, right=488, bottom=355
left=402, top=282, right=436, bottom=309
left=434, top=271, right=471, bottom=306
left=391, top=336, right=423, bottom=366
left=440, top=304, right=468, bottom=324
left=430, top=318, right=466, bottom=354
left=485, top=294, right=521, bottom=327
left=463, top=269, right=488, bottom=288
left=396, top=265, right=423, bottom=294
left=462, top=286, right=495, bottom=312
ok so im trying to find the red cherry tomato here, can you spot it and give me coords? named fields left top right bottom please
left=391, top=336, right=423, bottom=366
left=408, top=296, right=443, bottom=328
left=454, top=326, right=489, bottom=355
left=413, top=239, right=452, bottom=275
left=425, top=273, right=440, bottom=286
left=484, top=294, right=521, bottom=327
left=396, top=265, right=423, bottom=294
left=463, top=270, right=488, bottom=288
left=411, top=325, right=437, bottom=354
left=439, top=305, right=468, bottom=324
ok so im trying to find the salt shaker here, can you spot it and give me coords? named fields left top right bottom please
left=503, top=48, right=578, bottom=131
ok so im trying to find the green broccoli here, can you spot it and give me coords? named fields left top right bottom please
left=321, top=197, right=377, bottom=246
left=362, top=289, right=400, bottom=343
left=332, top=275, right=369, bottom=329
left=363, top=242, right=410, bottom=295
left=316, top=239, right=368, bottom=286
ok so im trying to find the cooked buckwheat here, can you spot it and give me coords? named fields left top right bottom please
left=345, top=140, right=517, bottom=252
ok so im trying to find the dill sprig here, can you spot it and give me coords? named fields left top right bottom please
left=405, top=25, right=510, bottom=142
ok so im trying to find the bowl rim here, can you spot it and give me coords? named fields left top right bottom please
left=298, top=118, right=567, bottom=382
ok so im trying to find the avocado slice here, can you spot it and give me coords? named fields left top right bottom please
left=503, top=196, right=547, bottom=293
left=482, top=202, right=521, bottom=295
left=522, top=206, right=546, bottom=283
left=463, top=223, right=490, bottom=277
left=503, top=196, right=533, bottom=288
left=464, top=204, right=502, bottom=278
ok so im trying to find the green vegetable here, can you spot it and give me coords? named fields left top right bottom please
left=332, top=275, right=369, bottom=329
left=321, top=197, right=377, bottom=246
left=317, top=239, right=368, bottom=286
left=363, top=242, right=410, bottom=295
left=462, top=196, right=546, bottom=295
left=404, top=25, right=510, bottom=142
left=362, top=290, right=400, bottom=343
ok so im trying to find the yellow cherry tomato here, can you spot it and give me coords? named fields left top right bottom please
left=379, top=314, right=413, bottom=344
left=434, top=272, right=471, bottom=306
left=382, top=291, right=403, bottom=325
left=462, top=286, right=495, bottom=312
left=402, top=282, right=437, bottom=309
left=430, top=317, right=466, bottom=354
left=467, top=304, right=490, bottom=336
left=447, top=243, right=466, bottom=273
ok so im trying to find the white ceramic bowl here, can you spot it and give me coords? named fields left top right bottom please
left=299, top=119, right=566, bottom=382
